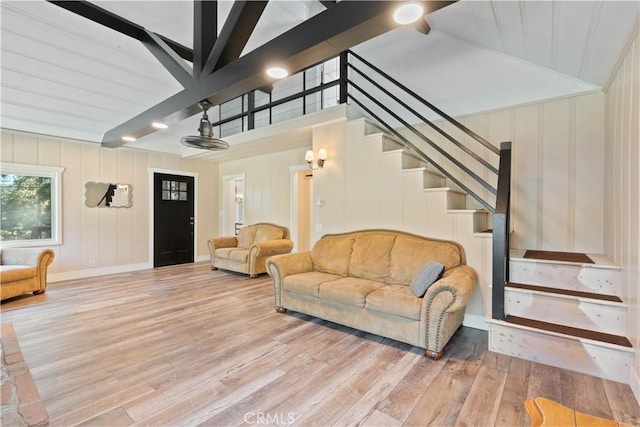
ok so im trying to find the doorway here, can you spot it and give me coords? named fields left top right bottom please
left=153, top=172, right=195, bottom=267
left=290, top=167, right=313, bottom=252
left=221, top=173, right=245, bottom=236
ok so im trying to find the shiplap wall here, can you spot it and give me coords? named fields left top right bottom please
left=0, top=131, right=218, bottom=276
left=413, top=92, right=606, bottom=254
left=604, top=27, right=640, bottom=393
left=217, top=147, right=309, bottom=232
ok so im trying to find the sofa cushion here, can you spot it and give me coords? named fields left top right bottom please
left=0, top=265, right=37, bottom=282
left=311, top=237, right=354, bottom=276
left=214, top=248, right=235, bottom=259
left=237, top=226, right=258, bottom=249
left=255, top=226, right=284, bottom=243
left=283, top=272, right=342, bottom=298
left=319, top=277, right=386, bottom=307
left=409, top=261, right=444, bottom=297
left=389, top=236, right=463, bottom=285
left=349, top=234, right=396, bottom=281
left=229, top=249, right=250, bottom=263
left=366, top=284, right=422, bottom=320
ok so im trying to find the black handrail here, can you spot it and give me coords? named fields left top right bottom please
left=348, top=50, right=499, bottom=155
left=349, top=93, right=495, bottom=213
left=349, top=80, right=497, bottom=197
left=347, top=62, right=498, bottom=176
left=492, top=142, right=511, bottom=320
left=346, top=50, right=512, bottom=323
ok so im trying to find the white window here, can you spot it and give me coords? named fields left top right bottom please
left=0, top=162, right=64, bottom=247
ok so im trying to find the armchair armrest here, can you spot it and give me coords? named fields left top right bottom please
left=207, top=236, right=238, bottom=251
left=249, top=239, right=294, bottom=258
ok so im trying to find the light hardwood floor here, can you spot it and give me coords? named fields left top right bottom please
left=1, top=262, right=639, bottom=427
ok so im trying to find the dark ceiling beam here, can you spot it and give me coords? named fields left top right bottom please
left=102, top=0, right=456, bottom=148
left=193, top=0, right=217, bottom=79
left=47, top=0, right=193, bottom=62
left=319, top=1, right=336, bottom=9
left=141, top=30, right=193, bottom=88
left=202, top=1, right=268, bottom=75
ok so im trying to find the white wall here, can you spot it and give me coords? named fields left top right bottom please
left=310, top=92, right=609, bottom=324
left=217, top=147, right=309, bottom=234
left=604, top=27, right=640, bottom=395
left=0, top=130, right=218, bottom=278
left=414, top=92, right=606, bottom=254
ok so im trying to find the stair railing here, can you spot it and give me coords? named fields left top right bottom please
left=345, top=50, right=511, bottom=321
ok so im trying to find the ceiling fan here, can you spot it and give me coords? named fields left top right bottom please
left=180, top=101, right=229, bottom=151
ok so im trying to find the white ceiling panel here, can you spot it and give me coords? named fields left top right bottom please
left=1, top=0, right=638, bottom=156
left=94, top=0, right=194, bottom=48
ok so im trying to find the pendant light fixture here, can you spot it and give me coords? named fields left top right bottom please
left=180, top=101, right=229, bottom=151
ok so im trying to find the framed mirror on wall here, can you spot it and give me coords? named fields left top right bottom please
left=85, top=182, right=132, bottom=208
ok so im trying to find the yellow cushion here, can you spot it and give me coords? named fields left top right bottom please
left=389, top=236, right=463, bottom=285
left=349, top=234, right=396, bottom=281
left=366, top=284, right=422, bottom=320
left=255, top=226, right=284, bottom=242
left=237, top=226, right=258, bottom=248
left=311, top=236, right=354, bottom=276
left=229, top=249, right=249, bottom=262
left=0, top=265, right=37, bottom=282
left=525, top=397, right=633, bottom=427
left=283, top=272, right=342, bottom=298
left=318, top=277, right=385, bottom=307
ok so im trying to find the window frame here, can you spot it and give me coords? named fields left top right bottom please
left=0, top=162, right=64, bottom=248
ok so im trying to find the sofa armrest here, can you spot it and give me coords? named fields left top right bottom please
left=207, top=236, right=238, bottom=251
left=266, top=252, right=313, bottom=309
left=250, top=239, right=294, bottom=258
left=0, top=248, right=55, bottom=293
left=1, top=248, right=53, bottom=267
left=426, top=265, right=478, bottom=312
left=420, top=265, right=478, bottom=357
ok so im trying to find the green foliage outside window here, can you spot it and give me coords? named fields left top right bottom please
left=0, top=174, right=52, bottom=241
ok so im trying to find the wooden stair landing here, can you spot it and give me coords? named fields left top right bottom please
left=506, top=282, right=623, bottom=303
left=505, top=315, right=632, bottom=348
left=523, top=250, right=594, bottom=264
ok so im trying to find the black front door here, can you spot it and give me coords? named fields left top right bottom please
left=154, top=173, right=195, bottom=267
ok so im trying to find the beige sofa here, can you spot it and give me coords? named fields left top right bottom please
left=208, top=223, right=294, bottom=278
left=266, top=229, right=477, bottom=358
left=1, top=247, right=55, bottom=301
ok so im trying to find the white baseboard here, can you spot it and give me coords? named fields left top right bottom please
left=196, top=254, right=210, bottom=263
left=631, top=366, right=640, bottom=406
left=463, top=313, right=488, bottom=331
left=48, top=262, right=152, bottom=283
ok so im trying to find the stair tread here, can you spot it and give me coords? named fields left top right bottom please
left=507, top=282, right=622, bottom=303
left=505, top=315, right=632, bottom=347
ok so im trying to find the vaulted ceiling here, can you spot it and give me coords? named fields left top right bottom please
left=1, top=1, right=638, bottom=160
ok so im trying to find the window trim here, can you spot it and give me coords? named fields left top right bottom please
left=0, top=162, right=64, bottom=247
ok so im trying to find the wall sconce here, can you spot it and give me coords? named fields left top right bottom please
left=305, top=148, right=327, bottom=170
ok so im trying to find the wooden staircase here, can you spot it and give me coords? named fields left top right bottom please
left=487, top=250, right=633, bottom=383
left=363, top=119, right=633, bottom=384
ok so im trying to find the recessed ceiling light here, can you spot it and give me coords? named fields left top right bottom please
left=266, top=66, right=288, bottom=79
left=152, top=122, right=168, bottom=129
left=393, top=2, right=424, bottom=25
left=122, top=136, right=136, bottom=142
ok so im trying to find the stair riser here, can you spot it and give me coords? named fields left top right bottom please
left=488, top=321, right=632, bottom=383
left=510, top=260, right=622, bottom=297
left=505, top=289, right=627, bottom=336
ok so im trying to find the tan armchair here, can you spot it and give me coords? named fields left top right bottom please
left=1, top=247, right=55, bottom=301
left=208, top=223, right=293, bottom=278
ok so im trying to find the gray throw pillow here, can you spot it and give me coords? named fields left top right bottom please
left=410, top=261, right=445, bottom=297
